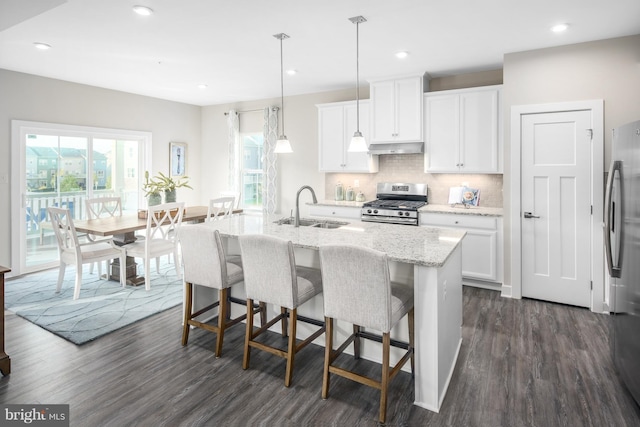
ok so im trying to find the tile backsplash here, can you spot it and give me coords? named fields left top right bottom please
left=325, top=154, right=503, bottom=207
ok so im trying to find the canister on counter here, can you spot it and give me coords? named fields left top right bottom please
left=335, top=181, right=344, bottom=201
left=345, top=186, right=355, bottom=201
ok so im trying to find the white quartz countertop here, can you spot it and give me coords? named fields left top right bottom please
left=420, top=204, right=503, bottom=217
left=192, top=213, right=465, bottom=268
left=313, top=200, right=366, bottom=208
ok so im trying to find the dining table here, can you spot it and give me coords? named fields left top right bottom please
left=73, top=205, right=242, bottom=285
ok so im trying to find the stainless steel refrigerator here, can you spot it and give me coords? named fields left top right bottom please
left=605, top=119, right=640, bottom=405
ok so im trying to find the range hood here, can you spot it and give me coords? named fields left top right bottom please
left=367, top=141, right=423, bottom=155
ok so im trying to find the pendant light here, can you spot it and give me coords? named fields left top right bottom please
left=273, top=33, right=293, bottom=154
left=347, top=16, right=368, bottom=153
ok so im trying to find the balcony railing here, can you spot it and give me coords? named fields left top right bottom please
left=25, top=190, right=139, bottom=235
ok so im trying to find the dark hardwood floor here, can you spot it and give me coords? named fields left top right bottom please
left=1, top=286, right=639, bottom=426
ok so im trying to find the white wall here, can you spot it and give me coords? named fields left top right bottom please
left=0, top=69, right=202, bottom=267
left=502, top=34, right=640, bottom=292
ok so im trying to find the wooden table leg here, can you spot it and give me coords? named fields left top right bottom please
left=109, top=232, right=146, bottom=286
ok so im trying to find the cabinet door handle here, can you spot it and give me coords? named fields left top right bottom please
left=524, top=212, right=540, bottom=219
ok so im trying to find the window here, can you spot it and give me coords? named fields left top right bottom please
left=241, top=133, right=263, bottom=209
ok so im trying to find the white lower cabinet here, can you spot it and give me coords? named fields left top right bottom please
left=308, top=204, right=362, bottom=220
left=420, top=212, right=503, bottom=289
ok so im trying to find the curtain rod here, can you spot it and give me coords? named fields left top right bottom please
left=224, top=107, right=279, bottom=116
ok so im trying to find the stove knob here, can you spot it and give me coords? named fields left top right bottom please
left=397, top=211, right=404, bottom=216
left=405, top=212, right=410, bottom=216
left=373, top=209, right=378, bottom=214
left=367, top=209, right=372, bottom=214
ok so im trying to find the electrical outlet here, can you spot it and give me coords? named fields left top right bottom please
left=0, top=174, right=8, bottom=184
left=354, top=179, right=359, bottom=188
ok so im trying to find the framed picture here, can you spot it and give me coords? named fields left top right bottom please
left=169, top=142, right=187, bottom=177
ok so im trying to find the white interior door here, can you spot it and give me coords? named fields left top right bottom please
left=520, top=110, right=592, bottom=307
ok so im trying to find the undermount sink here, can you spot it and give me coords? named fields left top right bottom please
left=274, top=217, right=349, bottom=229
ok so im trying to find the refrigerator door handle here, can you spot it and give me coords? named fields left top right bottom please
left=604, top=160, right=623, bottom=278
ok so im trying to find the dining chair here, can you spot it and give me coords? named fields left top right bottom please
left=124, top=202, right=184, bottom=291
left=238, top=234, right=325, bottom=387
left=219, top=191, right=241, bottom=209
left=180, top=225, right=263, bottom=357
left=206, top=197, right=235, bottom=222
left=85, top=196, right=123, bottom=277
left=318, top=244, right=415, bottom=425
left=48, top=206, right=127, bottom=300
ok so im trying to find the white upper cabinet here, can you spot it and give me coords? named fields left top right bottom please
left=369, top=76, right=423, bottom=143
left=317, top=100, right=378, bottom=173
left=424, top=85, right=502, bottom=173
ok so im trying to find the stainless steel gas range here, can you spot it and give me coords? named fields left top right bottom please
left=361, top=183, right=428, bottom=226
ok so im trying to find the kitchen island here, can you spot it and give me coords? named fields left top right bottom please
left=187, top=213, right=465, bottom=412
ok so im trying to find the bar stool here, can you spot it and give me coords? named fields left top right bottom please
left=318, top=244, right=415, bottom=425
left=180, top=225, right=262, bottom=357
left=238, top=234, right=325, bottom=387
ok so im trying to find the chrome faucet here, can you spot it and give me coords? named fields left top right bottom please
left=295, top=185, right=318, bottom=227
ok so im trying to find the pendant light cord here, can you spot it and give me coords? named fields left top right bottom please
left=280, top=36, right=285, bottom=136
left=355, top=20, right=360, bottom=133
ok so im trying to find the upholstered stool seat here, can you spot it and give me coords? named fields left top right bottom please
left=238, top=234, right=325, bottom=387
left=180, top=225, right=262, bottom=357
left=319, top=244, right=415, bottom=425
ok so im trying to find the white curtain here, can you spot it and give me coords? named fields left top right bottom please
left=227, top=110, right=241, bottom=202
left=263, top=107, right=278, bottom=214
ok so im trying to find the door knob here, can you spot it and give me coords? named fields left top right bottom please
left=524, top=212, right=540, bottom=219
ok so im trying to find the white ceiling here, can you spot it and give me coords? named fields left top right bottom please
left=1, top=0, right=639, bottom=106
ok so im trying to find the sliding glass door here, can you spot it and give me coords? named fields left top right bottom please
left=12, top=121, right=151, bottom=275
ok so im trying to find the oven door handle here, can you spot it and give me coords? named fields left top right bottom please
left=361, top=215, right=418, bottom=225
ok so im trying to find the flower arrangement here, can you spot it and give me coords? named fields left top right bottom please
left=151, top=172, right=192, bottom=192
left=142, top=171, right=192, bottom=205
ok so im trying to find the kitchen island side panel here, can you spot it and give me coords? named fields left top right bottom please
left=413, top=245, right=463, bottom=412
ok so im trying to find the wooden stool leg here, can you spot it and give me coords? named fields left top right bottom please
left=259, top=302, right=267, bottom=326
left=284, top=308, right=297, bottom=387
left=215, top=288, right=229, bottom=358
left=322, top=317, right=333, bottom=399
left=181, top=282, right=193, bottom=346
left=243, top=298, right=254, bottom=370
left=379, top=332, right=391, bottom=424
left=224, top=288, right=232, bottom=321
left=280, top=306, right=288, bottom=337
left=353, top=324, right=361, bottom=359
left=409, top=308, right=415, bottom=376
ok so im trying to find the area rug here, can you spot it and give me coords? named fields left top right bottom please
left=4, top=261, right=183, bottom=345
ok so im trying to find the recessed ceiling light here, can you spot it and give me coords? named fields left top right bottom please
left=133, top=5, right=153, bottom=16
left=286, top=69, right=297, bottom=76
left=197, top=84, right=208, bottom=90
left=33, top=42, right=51, bottom=50
left=551, top=23, right=569, bottom=33
left=395, top=51, right=409, bottom=59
